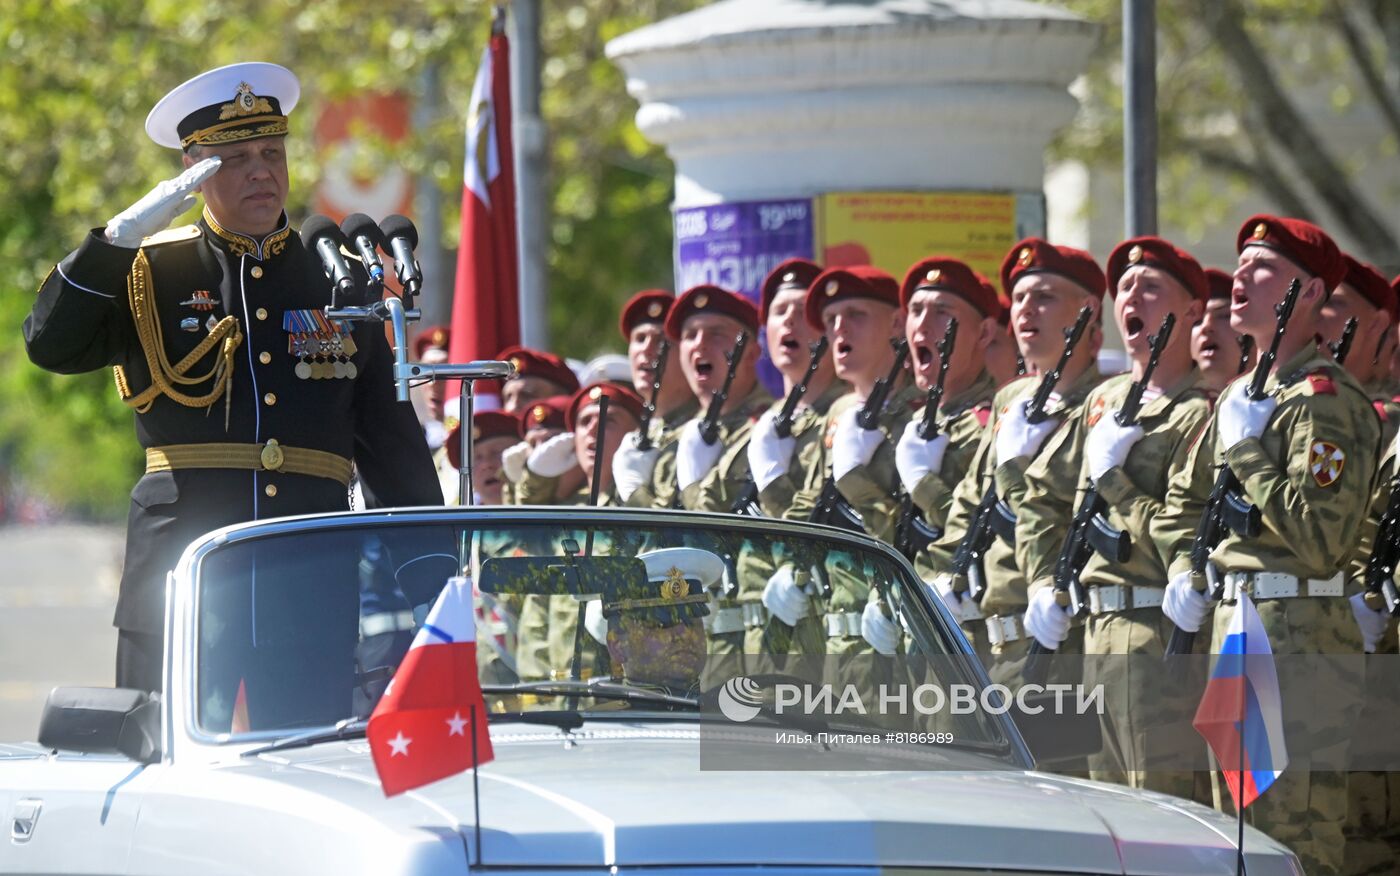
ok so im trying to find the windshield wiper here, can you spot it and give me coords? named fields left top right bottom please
left=482, top=680, right=698, bottom=709
left=241, top=717, right=367, bottom=757
left=488, top=711, right=586, bottom=731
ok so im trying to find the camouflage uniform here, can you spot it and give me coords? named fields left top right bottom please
left=624, top=397, right=701, bottom=509
left=1020, top=370, right=1213, bottom=794
left=926, top=367, right=1103, bottom=685
left=786, top=381, right=922, bottom=655
left=1153, top=348, right=1381, bottom=875
left=907, top=370, right=996, bottom=658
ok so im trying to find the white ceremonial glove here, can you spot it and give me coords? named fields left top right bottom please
left=746, top=409, right=797, bottom=492
left=861, top=600, right=900, bottom=655
left=1085, top=412, right=1144, bottom=481
left=611, top=431, right=659, bottom=502
left=1217, top=381, right=1277, bottom=449
left=928, top=574, right=969, bottom=621
left=1163, top=570, right=1211, bottom=634
left=995, top=399, right=1058, bottom=466
left=676, top=419, right=725, bottom=491
left=500, top=440, right=531, bottom=484
left=527, top=431, right=578, bottom=478
left=831, top=406, right=886, bottom=480
left=1350, top=593, right=1388, bottom=654
left=104, top=157, right=223, bottom=248
left=1024, top=587, right=1071, bottom=650
left=584, top=599, right=609, bottom=646
left=423, top=419, right=447, bottom=451
left=761, top=564, right=813, bottom=627
left=895, top=421, right=950, bottom=492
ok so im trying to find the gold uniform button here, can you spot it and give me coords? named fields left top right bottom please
left=255, top=307, right=268, bottom=321
left=263, top=393, right=277, bottom=406
left=250, top=266, right=264, bottom=279
left=258, top=352, right=272, bottom=365
left=264, top=483, right=278, bottom=498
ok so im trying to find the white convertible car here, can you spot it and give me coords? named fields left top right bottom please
left=0, top=507, right=1300, bottom=874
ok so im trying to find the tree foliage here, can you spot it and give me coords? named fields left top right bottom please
left=0, top=0, right=702, bottom=517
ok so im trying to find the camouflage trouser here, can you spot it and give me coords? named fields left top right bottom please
left=1083, top=606, right=1199, bottom=800
left=1211, top=595, right=1364, bottom=876
left=1343, top=620, right=1400, bottom=876
left=514, top=594, right=552, bottom=681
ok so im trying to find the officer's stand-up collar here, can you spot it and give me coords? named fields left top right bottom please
left=200, top=206, right=292, bottom=262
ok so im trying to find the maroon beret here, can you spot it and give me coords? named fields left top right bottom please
left=618, top=289, right=673, bottom=340
left=760, top=258, right=823, bottom=324
left=1107, top=236, right=1208, bottom=302
left=1205, top=268, right=1234, bottom=301
left=1236, top=214, right=1344, bottom=291
left=1340, top=255, right=1397, bottom=321
left=445, top=410, right=518, bottom=471
left=517, top=394, right=570, bottom=438
left=664, top=285, right=759, bottom=341
left=901, top=256, right=1001, bottom=319
left=496, top=345, right=580, bottom=394
left=413, top=324, right=450, bottom=360
left=1000, top=237, right=1106, bottom=301
left=982, top=273, right=1011, bottom=327
left=804, top=265, right=901, bottom=330
left=566, top=382, right=644, bottom=431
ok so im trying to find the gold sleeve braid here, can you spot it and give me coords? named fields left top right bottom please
left=113, top=248, right=243, bottom=425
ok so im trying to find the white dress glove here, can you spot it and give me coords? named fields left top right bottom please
left=831, top=407, right=886, bottom=480
left=1350, top=592, right=1388, bottom=654
left=1217, top=381, right=1277, bottom=449
left=995, top=400, right=1058, bottom=466
left=612, top=431, right=659, bottom=502
left=676, top=419, right=725, bottom=491
left=1163, top=570, right=1211, bottom=634
left=584, top=599, right=609, bottom=646
left=861, top=600, right=900, bottom=655
left=1085, top=412, right=1144, bottom=481
left=105, top=157, right=222, bottom=248
left=895, top=421, right=949, bottom=492
left=423, top=419, right=447, bottom=451
left=527, top=431, right=578, bottom=478
left=746, top=409, right=796, bottom=492
left=501, top=440, right=531, bottom=484
left=1024, top=587, right=1071, bottom=650
left=761, top=564, right=812, bottom=627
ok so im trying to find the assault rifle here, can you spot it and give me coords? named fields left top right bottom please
left=1328, top=316, right=1358, bottom=367
left=810, top=338, right=909, bottom=532
left=1023, top=312, right=1175, bottom=683
left=732, top=337, right=829, bottom=516
left=699, top=332, right=749, bottom=446
left=635, top=339, right=670, bottom=452
left=1363, top=467, right=1400, bottom=618
left=1165, top=278, right=1301, bottom=660
left=893, top=318, right=958, bottom=560
left=1236, top=334, right=1254, bottom=376
left=951, top=305, right=1093, bottom=603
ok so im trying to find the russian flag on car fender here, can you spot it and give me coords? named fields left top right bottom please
left=368, top=576, right=494, bottom=797
left=1192, top=593, right=1288, bottom=809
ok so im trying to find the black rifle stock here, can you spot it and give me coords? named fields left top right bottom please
left=1328, top=316, right=1358, bottom=367
left=952, top=306, right=1093, bottom=601
left=1024, top=313, right=1175, bottom=682
left=810, top=338, right=909, bottom=532
left=894, top=319, right=958, bottom=560
left=732, top=336, right=829, bottom=516
left=634, top=339, right=670, bottom=452
left=1364, top=467, right=1400, bottom=617
left=698, top=332, right=749, bottom=446
left=1165, top=278, right=1301, bottom=660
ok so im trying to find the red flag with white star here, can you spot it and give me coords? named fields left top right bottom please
left=367, top=575, right=494, bottom=796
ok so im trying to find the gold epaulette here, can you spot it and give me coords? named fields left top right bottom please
left=140, top=224, right=202, bottom=247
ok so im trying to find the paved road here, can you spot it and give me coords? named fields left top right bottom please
left=0, top=523, right=122, bottom=742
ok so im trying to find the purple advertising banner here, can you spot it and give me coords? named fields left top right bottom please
left=673, top=199, right=815, bottom=302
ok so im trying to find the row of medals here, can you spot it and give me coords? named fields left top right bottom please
left=291, top=331, right=359, bottom=380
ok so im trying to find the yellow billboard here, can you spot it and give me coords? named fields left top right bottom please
left=815, top=191, right=1044, bottom=282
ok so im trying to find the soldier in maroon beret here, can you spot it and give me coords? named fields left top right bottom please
left=982, top=276, right=1023, bottom=387
left=498, top=396, right=584, bottom=505
left=1191, top=268, right=1249, bottom=393
left=495, top=345, right=581, bottom=415
left=1318, top=255, right=1396, bottom=389
left=618, top=290, right=696, bottom=448
left=441, top=411, right=518, bottom=505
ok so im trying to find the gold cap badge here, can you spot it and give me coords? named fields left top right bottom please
left=646, top=301, right=663, bottom=318
left=925, top=268, right=941, bottom=284
left=782, top=272, right=796, bottom=283
left=472, top=426, right=482, bottom=440
left=1253, top=222, right=1268, bottom=241
left=1017, top=247, right=1034, bottom=268
left=694, top=293, right=709, bottom=309
left=661, top=566, right=690, bottom=600
left=219, top=82, right=274, bottom=120
left=509, top=356, right=523, bottom=371
left=532, top=404, right=548, bottom=422
left=824, top=280, right=839, bottom=297
left=589, top=385, right=603, bottom=401
left=1128, top=244, right=1143, bottom=264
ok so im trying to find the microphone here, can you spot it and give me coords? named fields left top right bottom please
left=301, top=215, right=359, bottom=305
left=339, top=213, right=386, bottom=294
left=379, top=214, right=423, bottom=300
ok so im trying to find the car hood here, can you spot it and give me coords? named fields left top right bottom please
left=231, top=722, right=1292, bottom=875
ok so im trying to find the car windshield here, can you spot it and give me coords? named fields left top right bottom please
left=190, top=510, right=1003, bottom=749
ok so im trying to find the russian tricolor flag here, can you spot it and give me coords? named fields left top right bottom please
left=367, top=576, right=494, bottom=796
left=1192, top=593, right=1288, bottom=809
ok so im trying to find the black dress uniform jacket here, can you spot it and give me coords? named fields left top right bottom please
left=23, top=214, right=443, bottom=637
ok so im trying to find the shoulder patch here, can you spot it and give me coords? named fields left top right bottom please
left=1086, top=395, right=1107, bottom=427
left=1308, top=441, right=1345, bottom=487
left=140, top=224, right=202, bottom=247
left=1374, top=400, right=1390, bottom=423
left=1305, top=370, right=1336, bottom=396
left=973, top=402, right=991, bottom=428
